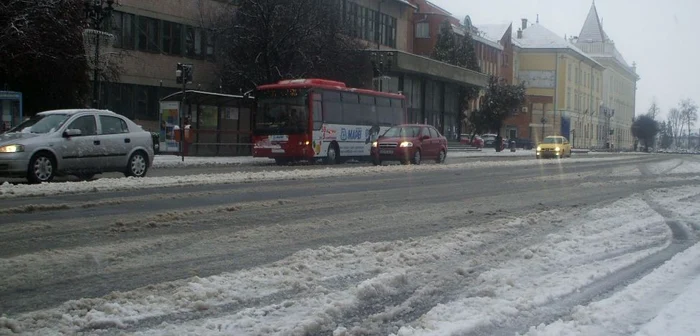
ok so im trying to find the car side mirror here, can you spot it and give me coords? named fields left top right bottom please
left=63, top=129, right=81, bottom=138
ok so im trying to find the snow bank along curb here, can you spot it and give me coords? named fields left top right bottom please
left=0, top=156, right=631, bottom=199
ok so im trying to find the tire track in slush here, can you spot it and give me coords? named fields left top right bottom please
left=460, top=162, right=700, bottom=336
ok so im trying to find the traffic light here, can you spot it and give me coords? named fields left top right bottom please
left=176, top=63, right=193, bottom=84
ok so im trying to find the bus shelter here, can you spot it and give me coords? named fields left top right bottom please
left=0, top=91, right=23, bottom=131
left=159, top=90, right=255, bottom=156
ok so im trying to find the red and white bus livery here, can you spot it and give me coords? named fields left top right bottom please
left=253, top=79, right=407, bottom=165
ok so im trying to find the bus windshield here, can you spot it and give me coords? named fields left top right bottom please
left=255, top=89, right=308, bottom=135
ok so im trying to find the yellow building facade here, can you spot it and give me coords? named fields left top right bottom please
left=572, top=2, right=639, bottom=150
left=513, top=20, right=604, bottom=145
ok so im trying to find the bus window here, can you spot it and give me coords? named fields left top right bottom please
left=322, top=91, right=343, bottom=124
left=359, top=95, right=375, bottom=105
left=390, top=98, right=403, bottom=108
left=313, top=100, right=323, bottom=130
left=341, top=93, right=361, bottom=124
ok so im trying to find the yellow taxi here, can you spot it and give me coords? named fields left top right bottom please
left=536, top=136, right=571, bottom=159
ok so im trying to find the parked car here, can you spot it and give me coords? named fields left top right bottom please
left=371, top=124, right=448, bottom=165
left=514, top=138, right=535, bottom=150
left=536, top=135, right=572, bottom=159
left=460, top=134, right=484, bottom=148
left=0, top=109, right=155, bottom=183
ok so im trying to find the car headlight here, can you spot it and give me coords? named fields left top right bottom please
left=555, top=147, right=561, bottom=151
left=372, top=141, right=378, bottom=148
left=536, top=146, right=541, bottom=151
left=0, top=144, right=24, bottom=153
left=399, top=141, right=413, bottom=147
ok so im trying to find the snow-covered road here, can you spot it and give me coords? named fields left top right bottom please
left=1, top=154, right=699, bottom=335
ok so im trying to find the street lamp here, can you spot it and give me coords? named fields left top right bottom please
left=84, top=0, right=115, bottom=109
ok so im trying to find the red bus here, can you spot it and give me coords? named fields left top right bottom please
left=252, top=78, right=407, bottom=165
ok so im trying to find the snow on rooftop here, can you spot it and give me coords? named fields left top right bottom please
left=453, top=24, right=503, bottom=50
left=475, top=23, right=511, bottom=44
left=0, top=156, right=634, bottom=199
left=514, top=24, right=602, bottom=67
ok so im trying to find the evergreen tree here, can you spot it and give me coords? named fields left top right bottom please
left=631, top=115, right=659, bottom=152
left=659, top=120, right=673, bottom=149
left=431, top=20, right=481, bottom=138
left=477, top=76, right=526, bottom=151
left=432, top=21, right=458, bottom=64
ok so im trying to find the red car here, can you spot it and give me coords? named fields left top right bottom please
left=460, top=134, right=484, bottom=148
left=371, top=124, right=448, bottom=165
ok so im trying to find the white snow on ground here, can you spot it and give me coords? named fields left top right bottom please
left=4, top=185, right=692, bottom=336
left=666, top=159, right=700, bottom=174
left=521, top=242, right=700, bottom=336
left=635, top=272, right=700, bottom=336
left=646, top=158, right=683, bottom=174
left=391, top=194, right=675, bottom=336
left=518, top=186, right=700, bottom=336
left=152, top=155, right=273, bottom=168
left=0, top=156, right=631, bottom=199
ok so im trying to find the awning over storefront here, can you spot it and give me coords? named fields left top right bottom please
left=368, top=50, right=488, bottom=88
left=160, top=90, right=254, bottom=105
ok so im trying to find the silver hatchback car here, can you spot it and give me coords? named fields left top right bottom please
left=0, top=109, right=154, bottom=183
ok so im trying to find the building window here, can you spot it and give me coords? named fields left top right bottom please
left=111, top=11, right=135, bottom=49
left=205, top=30, right=215, bottom=59
left=568, top=63, right=572, bottom=81
left=416, top=22, right=429, bottom=38
left=138, top=17, right=159, bottom=52
left=162, top=21, right=182, bottom=55
left=185, top=26, right=203, bottom=57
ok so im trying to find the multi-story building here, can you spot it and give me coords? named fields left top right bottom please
left=571, top=2, right=639, bottom=149
left=343, top=0, right=487, bottom=140
left=94, top=0, right=486, bottom=143
left=513, top=19, right=605, bottom=145
left=99, top=0, right=226, bottom=131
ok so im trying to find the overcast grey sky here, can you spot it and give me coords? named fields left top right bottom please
left=429, top=0, right=698, bottom=120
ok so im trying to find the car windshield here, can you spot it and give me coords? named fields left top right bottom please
left=8, top=114, right=70, bottom=134
left=382, top=126, right=421, bottom=138
left=543, top=137, right=564, bottom=144
left=482, top=135, right=496, bottom=141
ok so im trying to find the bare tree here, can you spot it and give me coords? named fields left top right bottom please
left=679, top=99, right=698, bottom=149
left=667, top=107, right=683, bottom=147
left=215, top=0, right=371, bottom=92
left=647, top=98, right=660, bottom=120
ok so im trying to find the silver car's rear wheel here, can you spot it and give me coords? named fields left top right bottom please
left=125, top=151, right=148, bottom=177
left=28, top=153, right=56, bottom=184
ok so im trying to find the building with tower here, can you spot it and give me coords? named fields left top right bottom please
left=571, top=1, right=640, bottom=149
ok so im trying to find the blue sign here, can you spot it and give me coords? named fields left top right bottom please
left=340, top=128, right=347, bottom=141
left=560, top=116, right=571, bottom=140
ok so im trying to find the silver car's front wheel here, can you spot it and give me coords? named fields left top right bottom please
left=28, top=153, right=56, bottom=184
left=125, top=151, right=148, bottom=177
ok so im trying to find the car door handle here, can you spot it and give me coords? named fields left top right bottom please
left=124, top=138, right=131, bottom=143
left=94, top=140, right=100, bottom=145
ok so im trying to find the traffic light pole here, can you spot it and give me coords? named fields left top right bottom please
left=176, top=63, right=193, bottom=162
left=180, top=75, right=186, bottom=162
